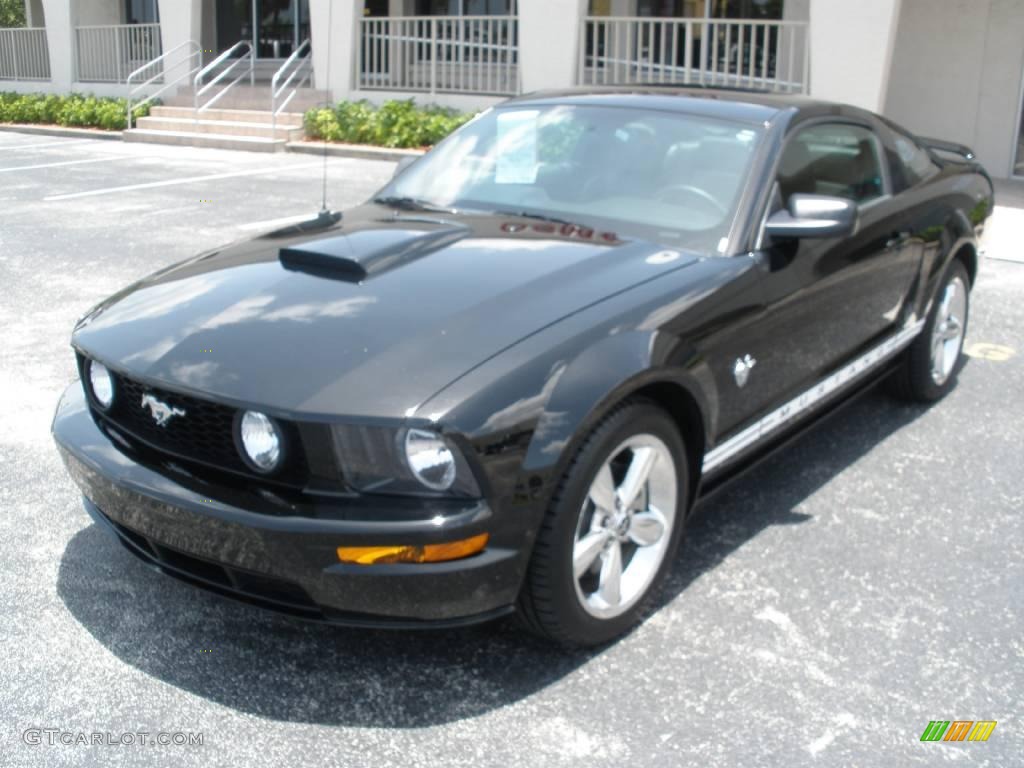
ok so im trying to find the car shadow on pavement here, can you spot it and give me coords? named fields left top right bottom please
left=56, top=387, right=929, bottom=728
left=650, top=388, right=929, bottom=617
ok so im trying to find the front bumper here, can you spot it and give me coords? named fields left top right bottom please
left=52, top=382, right=523, bottom=627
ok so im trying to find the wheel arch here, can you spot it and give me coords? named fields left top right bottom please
left=951, top=240, right=978, bottom=287
left=522, top=331, right=711, bottom=514
left=626, top=380, right=706, bottom=511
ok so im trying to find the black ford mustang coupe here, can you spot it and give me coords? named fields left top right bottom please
left=53, top=88, right=993, bottom=646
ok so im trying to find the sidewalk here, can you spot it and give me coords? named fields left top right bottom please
left=984, top=179, right=1024, bottom=264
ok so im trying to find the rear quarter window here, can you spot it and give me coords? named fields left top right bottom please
left=891, top=131, right=940, bottom=188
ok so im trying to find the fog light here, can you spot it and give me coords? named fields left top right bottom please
left=337, top=533, right=489, bottom=565
left=404, top=428, right=456, bottom=491
left=88, top=360, right=114, bottom=410
left=238, top=411, right=282, bottom=472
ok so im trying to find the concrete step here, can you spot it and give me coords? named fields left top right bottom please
left=135, top=116, right=303, bottom=140
left=124, top=129, right=287, bottom=153
left=198, top=59, right=297, bottom=82
left=162, top=85, right=329, bottom=112
left=149, top=106, right=305, bottom=126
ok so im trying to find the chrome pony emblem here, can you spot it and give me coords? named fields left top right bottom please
left=141, top=393, right=186, bottom=427
left=733, top=354, right=757, bottom=388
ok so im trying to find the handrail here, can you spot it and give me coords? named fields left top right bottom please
left=126, top=40, right=201, bottom=129
left=193, top=40, right=254, bottom=114
left=270, top=39, right=313, bottom=134
left=578, top=16, right=809, bottom=94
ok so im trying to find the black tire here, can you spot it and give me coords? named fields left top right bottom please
left=890, top=259, right=971, bottom=403
left=516, top=400, right=690, bottom=647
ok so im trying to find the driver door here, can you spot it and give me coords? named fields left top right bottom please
left=714, top=119, right=920, bottom=437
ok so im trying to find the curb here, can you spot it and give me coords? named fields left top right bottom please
left=0, top=123, right=124, bottom=141
left=0, top=124, right=433, bottom=159
left=286, top=141, right=425, bottom=162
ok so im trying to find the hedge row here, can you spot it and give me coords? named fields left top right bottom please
left=0, top=92, right=153, bottom=131
left=304, top=99, right=474, bottom=149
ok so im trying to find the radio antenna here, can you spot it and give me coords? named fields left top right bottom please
left=311, top=0, right=339, bottom=228
left=319, top=0, right=333, bottom=215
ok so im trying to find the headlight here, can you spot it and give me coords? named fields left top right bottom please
left=238, top=411, right=282, bottom=472
left=331, top=424, right=480, bottom=497
left=404, top=429, right=457, bottom=491
left=87, top=360, right=114, bottom=410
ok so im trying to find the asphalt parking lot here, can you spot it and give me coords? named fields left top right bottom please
left=1, top=131, right=1021, bottom=767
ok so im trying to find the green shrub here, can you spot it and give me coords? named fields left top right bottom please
left=0, top=0, right=26, bottom=27
left=0, top=92, right=154, bottom=131
left=304, top=99, right=474, bottom=149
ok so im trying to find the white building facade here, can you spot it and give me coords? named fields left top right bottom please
left=1, top=0, right=1022, bottom=178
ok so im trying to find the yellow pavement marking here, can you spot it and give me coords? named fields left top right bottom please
left=964, top=342, right=1016, bottom=362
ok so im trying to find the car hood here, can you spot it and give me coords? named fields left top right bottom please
left=73, top=206, right=700, bottom=419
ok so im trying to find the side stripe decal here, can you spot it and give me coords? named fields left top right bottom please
left=702, top=319, right=926, bottom=473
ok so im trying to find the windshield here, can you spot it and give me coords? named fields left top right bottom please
left=375, top=103, right=763, bottom=254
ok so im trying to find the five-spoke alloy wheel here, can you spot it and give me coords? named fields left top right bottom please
left=892, top=258, right=971, bottom=403
left=517, top=401, right=688, bottom=647
left=572, top=434, right=677, bottom=620
left=929, top=274, right=968, bottom=386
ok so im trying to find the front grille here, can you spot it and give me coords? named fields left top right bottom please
left=111, top=373, right=244, bottom=473
left=79, top=354, right=311, bottom=487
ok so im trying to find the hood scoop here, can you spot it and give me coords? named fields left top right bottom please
left=279, top=225, right=468, bottom=282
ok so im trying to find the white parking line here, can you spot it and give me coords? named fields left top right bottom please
left=43, top=162, right=322, bottom=202
left=0, top=139, right=98, bottom=151
left=0, top=156, right=126, bottom=174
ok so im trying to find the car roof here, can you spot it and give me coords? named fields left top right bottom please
left=502, top=86, right=837, bottom=126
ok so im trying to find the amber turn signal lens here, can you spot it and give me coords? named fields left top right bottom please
left=337, top=533, right=489, bottom=565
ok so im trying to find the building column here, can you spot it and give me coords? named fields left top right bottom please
left=309, top=0, right=364, bottom=100
left=156, top=0, right=201, bottom=85
left=807, top=0, right=902, bottom=112
left=24, top=0, right=35, bottom=26
left=518, top=0, right=588, bottom=93
left=39, top=0, right=72, bottom=88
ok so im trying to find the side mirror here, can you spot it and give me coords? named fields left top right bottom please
left=764, top=194, right=858, bottom=240
left=392, top=156, right=418, bottom=178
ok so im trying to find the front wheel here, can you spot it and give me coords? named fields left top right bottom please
left=891, top=259, right=970, bottom=402
left=516, top=401, right=689, bottom=647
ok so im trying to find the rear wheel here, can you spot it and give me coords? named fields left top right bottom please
left=891, top=259, right=970, bottom=402
left=516, top=401, right=689, bottom=647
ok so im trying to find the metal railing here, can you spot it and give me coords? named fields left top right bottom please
left=193, top=41, right=255, bottom=114
left=578, top=17, right=809, bottom=93
left=360, top=15, right=519, bottom=96
left=75, top=23, right=162, bottom=83
left=0, top=27, right=51, bottom=81
left=126, top=41, right=203, bottom=129
left=271, top=39, right=312, bottom=133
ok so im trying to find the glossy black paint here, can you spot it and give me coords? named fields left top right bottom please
left=54, top=384, right=520, bottom=623
left=53, top=88, right=995, bottom=625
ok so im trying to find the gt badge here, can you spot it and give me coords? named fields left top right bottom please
left=733, top=354, right=757, bottom=388
left=141, top=394, right=186, bottom=427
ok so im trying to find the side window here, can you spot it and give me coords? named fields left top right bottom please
left=891, top=130, right=940, bottom=187
left=777, top=123, right=885, bottom=206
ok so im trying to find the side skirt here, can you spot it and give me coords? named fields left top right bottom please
left=699, top=318, right=926, bottom=480
left=694, top=359, right=899, bottom=504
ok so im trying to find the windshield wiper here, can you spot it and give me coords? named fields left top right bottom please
left=373, top=196, right=455, bottom=214
left=491, top=209, right=581, bottom=227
